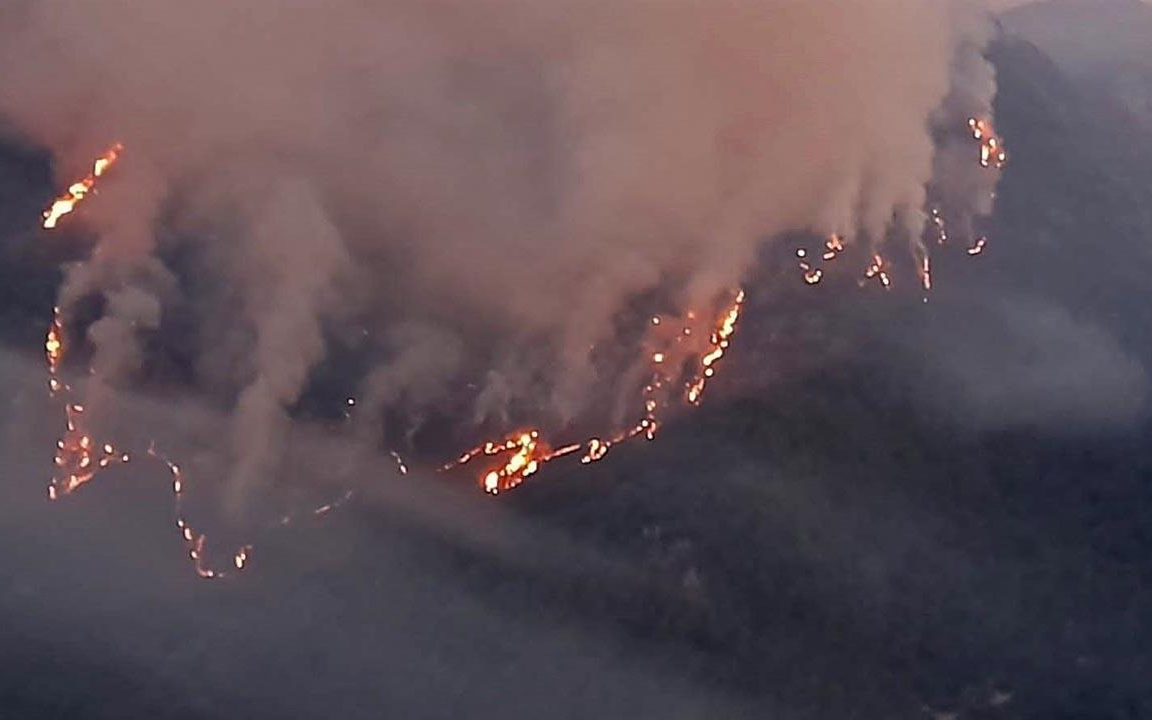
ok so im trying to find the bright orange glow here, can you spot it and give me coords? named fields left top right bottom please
left=686, top=288, right=745, bottom=406
left=42, top=143, right=124, bottom=229
left=443, top=288, right=746, bottom=492
left=443, top=429, right=581, bottom=494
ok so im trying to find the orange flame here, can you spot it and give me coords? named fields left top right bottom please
left=443, top=288, right=746, bottom=492
left=43, top=301, right=255, bottom=578
left=42, top=143, right=124, bottom=229
left=968, top=117, right=1007, bottom=170
left=49, top=402, right=131, bottom=499
left=454, top=290, right=744, bottom=490
left=686, top=289, right=745, bottom=406
left=863, top=254, right=892, bottom=290
left=443, top=429, right=581, bottom=494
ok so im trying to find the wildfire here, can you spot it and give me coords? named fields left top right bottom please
left=43, top=308, right=129, bottom=500
left=36, top=107, right=1012, bottom=577
left=801, top=118, right=1006, bottom=295
left=41, top=306, right=413, bottom=579
left=41, top=143, right=124, bottom=229
left=443, top=288, right=746, bottom=492
left=43, top=341, right=249, bottom=580
left=147, top=445, right=256, bottom=579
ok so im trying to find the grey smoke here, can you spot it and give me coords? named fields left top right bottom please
left=913, top=295, right=1149, bottom=431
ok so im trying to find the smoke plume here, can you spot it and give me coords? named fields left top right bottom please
left=0, top=1, right=1004, bottom=508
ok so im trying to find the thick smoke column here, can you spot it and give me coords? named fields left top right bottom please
left=0, top=1, right=1003, bottom=509
left=225, top=174, right=350, bottom=510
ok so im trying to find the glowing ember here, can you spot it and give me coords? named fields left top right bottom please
left=41, top=143, right=124, bottom=229
left=41, top=263, right=366, bottom=580
left=44, top=309, right=132, bottom=498
left=45, top=306, right=65, bottom=395
left=930, top=207, right=949, bottom=245
left=796, top=234, right=844, bottom=285
left=823, top=234, right=845, bottom=261
left=863, top=254, right=892, bottom=289
left=313, top=489, right=355, bottom=516
left=968, top=117, right=1007, bottom=170
left=390, top=450, right=409, bottom=475
left=148, top=444, right=256, bottom=580
left=49, top=402, right=130, bottom=499
left=806, top=118, right=1004, bottom=295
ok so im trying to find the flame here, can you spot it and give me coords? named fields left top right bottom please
left=930, top=207, right=949, bottom=245
left=443, top=429, right=581, bottom=494
left=795, top=234, right=844, bottom=285
left=42, top=288, right=303, bottom=579
left=968, top=117, right=1007, bottom=170
left=686, top=289, right=745, bottom=406
left=444, top=288, right=746, bottom=492
left=45, top=306, right=65, bottom=395
left=44, top=310, right=130, bottom=499
left=41, top=143, right=124, bottom=229
left=49, top=402, right=130, bottom=499
left=805, top=119, right=1005, bottom=294
left=36, top=109, right=1012, bottom=574
left=863, top=254, right=892, bottom=289
left=41, top=315, right=407, bottom=578
left=390, top=450, right=409, bottom=475
left=148, top=444, right=265, bottom=580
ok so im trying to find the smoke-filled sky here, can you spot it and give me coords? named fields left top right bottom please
left=0, top=1, right=1004, bottom=507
